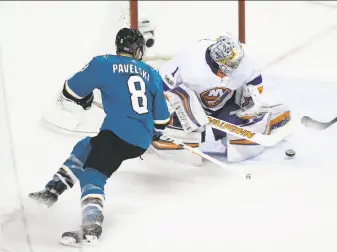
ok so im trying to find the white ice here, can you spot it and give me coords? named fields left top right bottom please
left=0, top=1, right=337, bottom=252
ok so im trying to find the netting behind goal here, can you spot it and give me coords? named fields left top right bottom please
left=42, top=1, right=138, bottom=134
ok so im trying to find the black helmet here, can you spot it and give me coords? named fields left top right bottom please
left=115, top=28, right=146, bottom=60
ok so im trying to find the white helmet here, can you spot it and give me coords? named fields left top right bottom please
left=209, top=34, right=244, bottom=75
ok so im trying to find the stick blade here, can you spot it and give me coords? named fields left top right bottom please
left=301, top=116, right=329, bottom=130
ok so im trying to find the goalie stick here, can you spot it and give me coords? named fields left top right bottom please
left=207, top=114, right=293, bottom=147
left=301, top=116, right=337, bottom=130
left=93, top=101, right=293, bottom=147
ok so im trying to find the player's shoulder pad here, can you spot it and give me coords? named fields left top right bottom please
left=92, top=54, right=114, bottom=62
left=83, top=54, right=114, bottom=71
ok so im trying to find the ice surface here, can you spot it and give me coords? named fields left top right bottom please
left=0, top=1, right=337, bottom=252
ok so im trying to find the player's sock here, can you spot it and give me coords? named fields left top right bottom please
left=63, top=136, right=92, bottom=178
left=60, top=168, right=106, bottom=246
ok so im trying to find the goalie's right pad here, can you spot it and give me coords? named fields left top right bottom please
left=165, top=84, right=208, bottom=132
left=149, top=84, right=206, bottom=165
left=150, top=126, right=202, bottom=166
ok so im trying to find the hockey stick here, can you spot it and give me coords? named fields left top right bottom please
left=301, top=116, right=337, bottom=130
left=93, top=102, right=292, bottom=147
left=207, top=115, right=293, bottom=147
left=157, top=135, right=229, bottom=170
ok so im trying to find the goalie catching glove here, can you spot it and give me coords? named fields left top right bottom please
left=62, top=82, right=94, bottom=110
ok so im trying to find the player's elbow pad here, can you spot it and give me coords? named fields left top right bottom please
left=62, top=83, right=93, bottom=110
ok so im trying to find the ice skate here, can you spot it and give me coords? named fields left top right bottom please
left=28, top=187, right=59, bottom=208
left=28, top=167, right=75, bottom=207
left=60, top=223, right=102, bottom=247
left=60, top=210, right=104, bottom=247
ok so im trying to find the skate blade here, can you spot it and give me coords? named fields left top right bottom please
left=60, top=235, right=99, bottom=247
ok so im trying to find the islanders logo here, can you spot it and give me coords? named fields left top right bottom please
left=200, top=87, right=232, bottom=108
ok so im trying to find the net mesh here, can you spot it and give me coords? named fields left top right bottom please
left=43, top=1, right=132, bottom=134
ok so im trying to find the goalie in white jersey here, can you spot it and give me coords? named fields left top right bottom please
left=153, top=34, right=291, bottom=163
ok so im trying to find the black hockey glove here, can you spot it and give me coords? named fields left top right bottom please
left=62, top=84, right=93, bottom=110
left=152, top=123, right=167, bottom=141
left=78, top=92, right=94, bottom=110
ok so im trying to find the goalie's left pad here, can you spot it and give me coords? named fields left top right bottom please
left=150, top=84, right=207, bottom=166
left=225, top=104, right=291, bottom=162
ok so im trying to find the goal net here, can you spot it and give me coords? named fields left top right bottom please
left=42, top=1, right=243, bottom=135
left=43, top=1, right=139, bottom=135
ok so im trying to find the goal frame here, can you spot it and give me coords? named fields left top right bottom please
left=129, top=0, right=246, bottom=43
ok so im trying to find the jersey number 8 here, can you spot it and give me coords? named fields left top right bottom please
left=127, top=76, right=148, bottom=114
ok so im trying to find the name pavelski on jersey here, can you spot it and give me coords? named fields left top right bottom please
left=200, top=87, right=232, bottom=108
left=112, top=63, right=150, bottom=81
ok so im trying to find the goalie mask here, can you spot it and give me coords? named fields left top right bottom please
left=209, top=34, right=244, bottom=75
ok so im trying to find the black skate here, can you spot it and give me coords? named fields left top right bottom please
left=28, top=168, right=73, bottom=208
left=28, top=188, right=59, bottom=208
left=60, top=209, right=104, bottom=247
left=60, top=223, right=102, bottom=247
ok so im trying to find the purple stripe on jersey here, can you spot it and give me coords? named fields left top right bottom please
left=162, top=80, right=170, bottom=91
left=247, top=74, right=262, bottom=86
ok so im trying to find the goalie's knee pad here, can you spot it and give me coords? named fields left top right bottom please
left=84, top=130, right=146, bottom=177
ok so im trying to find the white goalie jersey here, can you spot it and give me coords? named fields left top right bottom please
left=156, top=38, right=291, bottom=163
left=159, top=39, right=263, bottom=113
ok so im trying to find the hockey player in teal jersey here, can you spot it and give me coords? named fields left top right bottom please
left=29, top=28, right=170, bottom=246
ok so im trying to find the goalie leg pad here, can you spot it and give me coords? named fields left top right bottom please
left=84, top=130, right=146, bottom=178
left=151, top=126, right=202, bottom=166
left=226, top=112, right=271, bottom=162
left=268, top=104, right=291, bottom=132
left=225, top=105, right=291, bottom=163
left=165, top=84, right=208, bottom=133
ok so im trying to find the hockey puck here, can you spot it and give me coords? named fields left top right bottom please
left=285, top=149, right=296, bottom=157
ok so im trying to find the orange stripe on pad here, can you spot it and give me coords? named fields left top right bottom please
left=269, top=111, right=291, bottom=128
left=152, top=141, right=199, bottom=150
left=229, top=139, right=258, bottom=145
